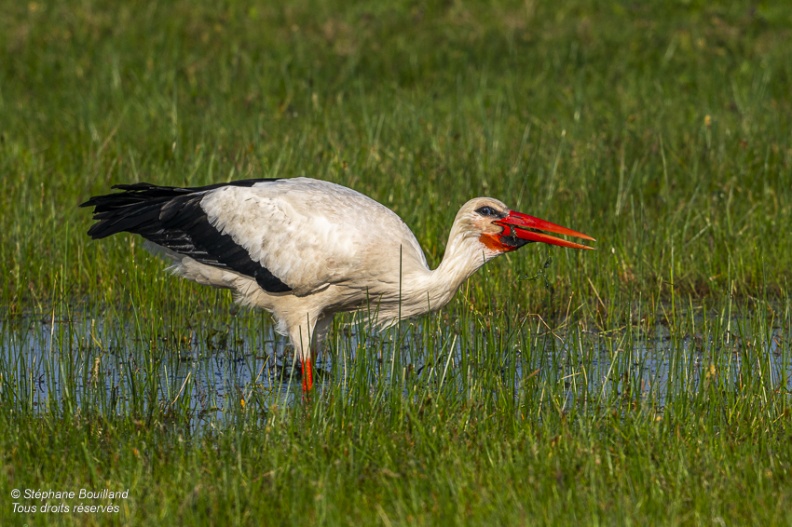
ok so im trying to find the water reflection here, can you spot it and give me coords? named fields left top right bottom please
left=1, top=313, right=790, bottom=429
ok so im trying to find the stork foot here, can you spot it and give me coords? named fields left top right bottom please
left=301, top=358, right=314, bottom=392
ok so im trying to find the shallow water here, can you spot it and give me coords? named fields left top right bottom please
left=1, top=311, right=790, bottom=429
left=0, top=314, right=300, bottom=425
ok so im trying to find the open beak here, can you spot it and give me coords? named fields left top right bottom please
left=495, top=211, right=595, bottom=250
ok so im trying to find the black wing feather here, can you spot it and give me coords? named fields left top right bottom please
left=80, top=180, right=292, bottom=293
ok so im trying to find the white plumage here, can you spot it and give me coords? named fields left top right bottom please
left=82, top=177, right=594, bottom=391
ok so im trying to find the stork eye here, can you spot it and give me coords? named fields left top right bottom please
left=476, top=206, right=500, bottom=217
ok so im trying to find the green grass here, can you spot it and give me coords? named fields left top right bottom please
left=1, top=0, right=792, bottom=525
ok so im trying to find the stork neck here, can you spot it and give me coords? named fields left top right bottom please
left=435, top=231, right=488, bottom=287
left=404, top=228, right=489, bottom=314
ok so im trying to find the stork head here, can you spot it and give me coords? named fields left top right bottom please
left=455, top=197, right=595, bottom=258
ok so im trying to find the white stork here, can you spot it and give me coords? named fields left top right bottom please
left=81, top=177, right=594, bottom=391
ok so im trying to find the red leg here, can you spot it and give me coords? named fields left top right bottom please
left=301, top=357, right=314, bottom=392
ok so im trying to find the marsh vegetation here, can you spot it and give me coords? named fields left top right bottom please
left=1, top=1, right=791, bottom=525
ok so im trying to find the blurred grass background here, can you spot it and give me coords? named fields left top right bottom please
left=1, top=0, right=790, bottom=313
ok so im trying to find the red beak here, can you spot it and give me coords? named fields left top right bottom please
left=495, top=211, right=595, bottom=250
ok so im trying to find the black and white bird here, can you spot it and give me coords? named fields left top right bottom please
left=81, top=177, right=594, bottom=391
